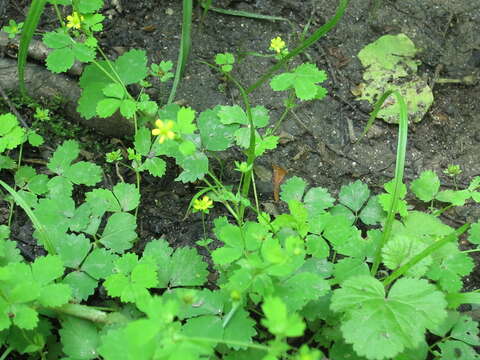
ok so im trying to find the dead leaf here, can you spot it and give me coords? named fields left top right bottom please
left=272, top=165, right=287, bottom=202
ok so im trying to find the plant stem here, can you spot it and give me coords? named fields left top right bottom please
left=0, top=347, right=13, bottom=360
left=54, top=303, right=127, bottom=324
left=383, top=223, right=470, bottom=287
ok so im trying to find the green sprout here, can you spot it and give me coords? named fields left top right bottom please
left=215, top=52, right=235, bottom=73
left=2, top=19, right=24, bottom=39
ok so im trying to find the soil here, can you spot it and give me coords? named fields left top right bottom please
left=1, top=0, right=480, bottom=309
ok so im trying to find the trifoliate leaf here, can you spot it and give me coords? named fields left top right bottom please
left=71, top=42, right=95, bottom=63
left=104, top=255, right=158, bottom=303
left=47, top=175, right=73, bottom=197
left=14, top=166, right=36, bottom=186
left=378, top=179, right=408, bottom=217
left=114, top=49, right=148, bottom=85
left=64, top=161, right=102, bottom=186
left=99, top=212, right=137, bottom=253
left=254, top=135, right=278, bottom=156
left=47, top=140, right=80, bottom=175
left=410, top=170, right=440, bottom=202
left=331, top=276, right=447, bottom=360
left=270, top=63, right=327, bottom=101
left=339, top=180, right=370, bottom=212
left=143, top=157, right=166, bottom=177
left=60, top=316, right=100, bottom=360
left=438, top=340, right=480, bottom=360
left=280, top=176, right=306, bottom=203
left=78, top=61, right=112, bottom=119
left=62, top=271, right=97, bottom=301
left=261, top=297, right=305, bottom=337
left=81, top=248, right=118, bottom=279
left=85, top=188, right=121, bottom=214
left=305, top=234, right=330, bottom=258
left=169, top=247, right=208, bottom=287
left=112, top=182, right=140, bottom=212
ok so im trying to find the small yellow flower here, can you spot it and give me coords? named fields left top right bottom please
left=270, top=36, right=286, bottom=54
left=193, top=196, right=214, bottom=213
left=66, top=12, right=84, bottom=30
left=152, top=119, right=175, bottom=143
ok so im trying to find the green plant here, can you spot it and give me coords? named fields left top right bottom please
left=3, top=0, right=480, bottom=359
left=1, top=19, right=24, bottom=39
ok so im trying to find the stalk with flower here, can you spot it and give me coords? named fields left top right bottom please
left=270, top=36, right=288, bottom=58
left=66, top=12, right=84, bottom=30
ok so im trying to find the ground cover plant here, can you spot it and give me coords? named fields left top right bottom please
left=0, top=0, right=479, bottom=359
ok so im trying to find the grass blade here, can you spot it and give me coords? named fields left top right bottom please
left=167, top=0, right=193, bottom=104
left=18, top=0, right=48, bottom=96
left=369, top=90, right=409, bottom=276
left=0, top=179, right=55, bottom=254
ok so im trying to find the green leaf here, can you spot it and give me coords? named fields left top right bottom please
left=339, top=180, right=370, bottom=212
left=120, top=99, right=137, bottom=119
left=251, top=106, right=270, bottom=127
left=410, top=170, right=440, bottom=202
left=261, top=297, right=305, bottom=337
left=46, top=47, right=75, bottom=73
left=81, top=248, right=118, bottom=279
left=223, top=308, right=257, bottom=349
left=134, top=127, right=152, bottom=156
left=359, top=195, right=384, bottom=225
left=96, top=98, right=121, bottom=118
left=64, top=161, right=102, bottom=186
left=102, top=83, right=125, bottom=98
left=78, top=0, right=104, bottom=13
left=114, top=49, right=148, bottom=85
left=280, top=176, right=306, bottom=203
left=468, top=221, right=480, bottom=244
left=72, top=42, right=95, bottom=63
left=31, top=255, right=64, bottom=285
left=331, top=276, right=447, bottom=360
left=99, top=212, right=137, bottom=253
left=438, top=340, right=479, bottom=360
left=378, top=179, right=408, bottom=217
left=435, top=190, right=471, bottom=206
left=451, top=315, right=480, bottom=346
left=142, top=239, right=173, bottom=287
left=47, top=140, right=80, bottom=175
left=382, top=236, right=432, bottom=277
left=169, top=247, right=208, bottom=287
left=60, top=316, right=100, bottom=359
left=85, top=188, right=121, bottom=214
left=143, top=157, right=166, bottom=177
left=28, top=131, right=44, bottom=146
left=182, top=315, right=223, bottom=340
left=333, top=257, right=370, bottom=284
left=176, top=151, right=208, bottom=183
left=62, top=271, right=97, bottom=301
left=176, top=107, right=197, bottom=134
left=218, top=105, right=247, bottom=125
left=78, top=61, right=113, bottom=119
left=55, top=233, right=91, bottom=268
left=270, top=63, right=327, bottom=101
left=113, top=183, right=140, bottom=212
left=38, top=283, right=71, bottom=307
left=42, top=31, right=71, bottom=48
left=304, top=186, right=334, bottom=215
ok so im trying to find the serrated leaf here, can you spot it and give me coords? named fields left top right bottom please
left=143, top=157, right=166, bottom=177
left=333, top=257, right=370, bottom=284
left=218, top=105, right=247, bottom=125
left=339, top=180, right=370, bottom=212
left=12, top=305, right=38, bottom=329
left=113, top=182, right=140, bottom=212
left=382, top=236, right=432, bottom=277
left=62, top=271, right=97, bottom=301
left=81, top=248, right=118, bottom=279
left=96, top=98, right=121, bottom=118
left=114, top=49, right=148, bottom=85
left=60, top=316, right=100, bottom=359
left=280, top=176, right=306, bottom=203
left=28, top=132, right=44, bottom=146
left=47, top=140, right=80, bottom=175
left=42, top=31, right=71, bottom=48
left=72, top=42, right=95, bottom=63
left=38, top=283, right=71, bottom=307
left=331, top=276, right=447, bottom=360
left=46, top=47, right=75, bottom=73
left=78, top=61, right=113, bottom=119
left=182, top=315, right=223, bottom=340
left=176, top=151, right=208, bottom=183
left=102, top=83, right=124, bottom=98
left=436, top=190, right=471, bottom=206
left=176, top=107, right=196, bottom=134
left=120, top=99, right=137, bottom=119
left=410, top=170, right=440, bottom=202
left=64, top=161, right=102, bottom=186
left=169, top=247, right=208, bottom=287
left=99, top=212, right=136, bottom=253
left=85, top=188, right=121, bottom=214
left=134, top=127, right=151, bottom=156
left=261, top=297, right=305, bottom=337
left=451, top=315, right=480, bottom=346
left=78, top=0, right=103, bottom=13
left=438, top=340, right=480, bottom=360
left=31, top=255, right=64, bottom=285
left=359, top=195, right=384, bottom=225
left=55, top=233, right=91, bottom=268
left=427, top=249, right=474, bottom=293
left=304, top=186, right=334, bottom=215
left=468, top=221, right=480, bottom=244
left=223, top=308, right=257, bottom=349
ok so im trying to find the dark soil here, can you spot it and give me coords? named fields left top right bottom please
left=1, top=0, right=479, bottom=302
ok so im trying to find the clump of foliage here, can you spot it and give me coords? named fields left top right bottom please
left=1, top=0, right=479, bottom=359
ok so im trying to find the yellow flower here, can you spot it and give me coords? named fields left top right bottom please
left=152, top=119, right=175, bottom=143
left=270, top=36, right=286, bottom=53
left=193, top=196, right=214, bottom=213
left=66, top=12, right=84, bottom=30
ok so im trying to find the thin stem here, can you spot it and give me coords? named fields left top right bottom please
left=53, top=4, right=65, bottom=28
left=0, top=347, right=13, bottom=360
left=184, top=336, right=269, bottom=351
left=222, top=302, right=240, bottom=328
